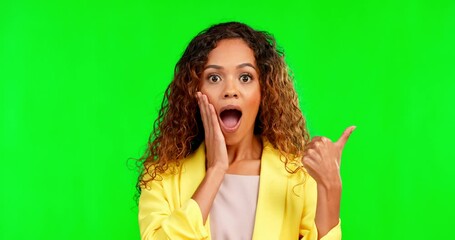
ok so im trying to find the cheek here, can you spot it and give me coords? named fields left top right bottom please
left=249, top=85, right=261, bottom=109
left=199, top=83, right=208, bottom=96
left=200, top=88, right=216, bottom=104
left=199, top=82, right=207, bottom=93
left=244, top=95, right=261, bottom=122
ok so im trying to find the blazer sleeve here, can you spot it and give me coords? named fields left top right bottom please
left=138, top=177, right=208, bottom=240
left=299, top=173, right=342, bottom=240
left=319, top=220, right=341, bottom=240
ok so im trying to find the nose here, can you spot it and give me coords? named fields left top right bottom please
left=224, top=91, right=238, bottom=98
left=223, top=80, right=239, bottom=98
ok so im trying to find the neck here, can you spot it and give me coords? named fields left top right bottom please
left=225, top=134, right=262, bottom=164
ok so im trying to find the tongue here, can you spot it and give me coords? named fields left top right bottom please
left=221, top=111, right=240, bottom=128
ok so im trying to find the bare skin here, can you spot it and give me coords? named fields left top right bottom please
left=192, top=39, right=262, bottom=224
left=191, top=38, right=355, bottom=239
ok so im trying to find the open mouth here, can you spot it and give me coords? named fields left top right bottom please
left=220, top=109, right=242, bottom=130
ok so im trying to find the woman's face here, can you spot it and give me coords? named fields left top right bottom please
left=199, top=38, right=261, bottom=145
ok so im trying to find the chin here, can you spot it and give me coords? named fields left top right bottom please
left=223, top=133, right=244, bottom=146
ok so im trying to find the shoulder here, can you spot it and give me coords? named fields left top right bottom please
left=142, top=143, right=207, bottom=188
left=262, top=138, right=315, bottom=190
left=262, top=138, right=304, bottom=177
left=180, top=142, right=206, bottom=174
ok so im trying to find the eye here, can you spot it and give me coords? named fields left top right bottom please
left=240, top=73, right=253, bottom=83
left=208, top=74, right=221, bottom=83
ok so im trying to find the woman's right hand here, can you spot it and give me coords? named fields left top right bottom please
left=196, top=92, right=229, bottom=172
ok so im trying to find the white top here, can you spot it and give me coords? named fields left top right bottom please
left=209, top=174, right=260, bottom=240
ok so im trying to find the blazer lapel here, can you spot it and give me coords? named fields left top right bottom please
left=252, top=140, right=289, bottom=239
left=179, top=142, right=207, bottom=204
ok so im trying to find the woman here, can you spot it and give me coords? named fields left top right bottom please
left=137, top=21, right=355, bottom=240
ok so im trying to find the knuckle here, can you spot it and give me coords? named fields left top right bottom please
left=322, top=137, right=332, bottom=144
left=302, top=156, right=308, bottom=163
left=302, top=157, right=311, bottom=166
left=307, top=149, right=317, bottom=155
left=312, top=136, right=322, bottom=142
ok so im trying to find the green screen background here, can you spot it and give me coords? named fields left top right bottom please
left=1, top=0, right=454, bottom=239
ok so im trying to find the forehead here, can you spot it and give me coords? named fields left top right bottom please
left=205, top=38, right=256, bottom=66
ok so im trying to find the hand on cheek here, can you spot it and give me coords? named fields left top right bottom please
left=196, top=92, right=229, bottom=172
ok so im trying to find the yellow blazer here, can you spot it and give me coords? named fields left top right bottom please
left=139, top=140, right=341, bottom=240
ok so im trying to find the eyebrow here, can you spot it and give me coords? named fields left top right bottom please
left=204, top=63, right=257, bottom=70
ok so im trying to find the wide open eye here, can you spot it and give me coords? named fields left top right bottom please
left=208, top=74, right=221, bottom=83
left=240, top=74, right=252, bottom=83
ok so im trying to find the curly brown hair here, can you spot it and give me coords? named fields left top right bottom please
left=137, top=22, right=310, bottom=191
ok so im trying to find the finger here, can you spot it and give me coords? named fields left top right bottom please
left=305, top=148, right=322, bottom=163
left=314, top=140, right=333, bottom=161
left=305, top=138, right=324, bottom=153
left=197, top=92, right=207, bottom=130
left=301, top=155, right=313, bottom=167
left=307, top=141, right=322, bottom=156
left=209, top=104, right=224, bottom=140
left=311, top=136, right=332, bottom=144
left=321, top=137, right=331, bottom=144
left=310, top=136, right=324, bottom=142
left=208, top=104, right=219, bottom=128
left=302, top=156, right=318, bottom=174
left=305, top=138, right=319, bottom=149
left=202, top=94, right=213, bottom=137
left=197, top=92, right=210, bottom=136
left=335, top=126, right=356, bottom=150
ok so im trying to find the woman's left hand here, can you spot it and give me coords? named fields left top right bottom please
left=302, top=126, right=356, bottom=188
left=302, top=126, right=356, bottom=238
